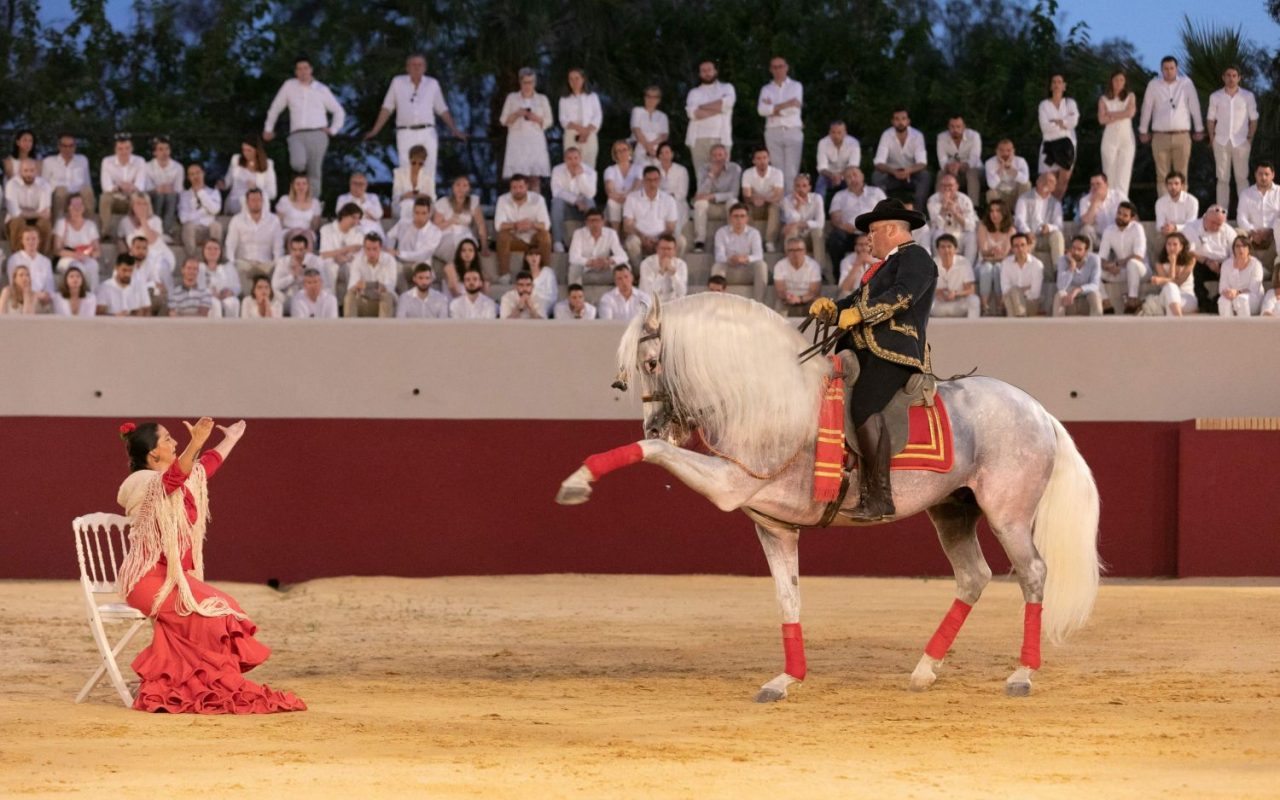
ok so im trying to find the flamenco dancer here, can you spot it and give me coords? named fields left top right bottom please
left=116, top=417, right=305, bottom=714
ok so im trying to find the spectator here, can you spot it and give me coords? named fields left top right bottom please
left=448, top=267, right=498, bottom=319
left=691, top=143, right=741, bottom=253
left=623, top=166, right=684, bottom=264
left=598, top=263, right=652, bottom=321
left=4, top=129, right=35, bottom=180
left=241, top=274, right=285, bottom=319
left=976, top=200, right=1014, bottom=316
left=51, top=194, right=101, bottom=291
left=397, top=262, right=449, bottom=319
left=336, top=173, right=385, bottom=238
left=126, top=233, right=173, bottom=308
left=1076, top=173, right=1127, bottom=249
left=655, top=142, right=690, bottom=228
left=97, top=254, right=150, bottom=317
left=433, top=175, right=489, bottom=259
left=1155, top=171, right=1199, bottom=236
left=42, top=133, right=94, bottom=222
left=1014, top=172, right=1064, bottom=270
left=98, top=133, right=149, bottom=240
left=713, top=203, right=768, bottom=303
left=1184, top=204, right=1239, bottom=313
left=220, top=134, right=276, bottom=215
left=0, top=264, right=37, bottom=315
left=443, top=239, right=483, bottom=299
left=318, top=202, right=367, bottom=293
left=706, top=274, right=728, bottom=293
left=1097, top=70, right=1137, bottom=197
left=494, top=174, right=552, bottom=281
left=178, top=164, right=224, bottom=254
left=291, top=268, right=339, bottom=319
left=1052, top=234, right=1103, bottom=317
left=145, top=136, right=182, bottom=235
left=569, top=207, right=628, bottom=286
left=984, top=138, right=1031, bottom=210
left=560, top=68, right=603, bottom=170
left=630, top=86, right=669, bottom=166
left=500, top=68, right=553, bottom=192
left=773, top=236, right=821, bottom=316
left=51, top=265, right=96, bottom=318
left=639, top=233, right=688, bottom=303
left=1262, top=287, right=1279, bottom=317
left=814, top=120, right=860, bottom=205
left=872, top=108, right=930, bottom=210
left=344, top=232, right=397, bottom=318
left=118, top=193, right=174, bottom=269
left=1038, top=73, right=1079, bottom=200
left=603, top=139, right=644, bottom=229
left=1139, top=56, right=1205, bottom=197
left=825, top=165, right=885, bottom=266
left=224, top=188, right=284, bottom=285
left=930, top=234, right=980, bottom=319
left=1207, top=66, right=1258, bottom=212
left=1000, top=233, right=1043, bottom=317
left=168, top=258, right=214, bottom=318
left=263, top=55, right=346, bottom=197
left=554, top=283, right=598, bottom=320
left=780, top=173, right=828, bottom=279
left=1150, top=231, right=1197, bottom=317
left=685, top=60, right=736, bottom=178
left=1098, top=201, right=1148, bottom=314
left=551, top=146, right=598, bottom=251
left=199, top=239, right=242, bottom=319
left=936, top=114, right=983, bottom=206
left=1217, top=237, right=1265, bottom=317
left=1235, top=161, right=1278, bottom=271
left=741, top=146, right=784, bottom=252
left=903, top=200, right=933, bottom=253
left=391, top=144, right=435, bottom=220
left=5, top=158, right=53, bottom=253
left=500, top=269, right=544, bottom=319
left=757, top=56, right=804, bottom=190
left=275, top=174, right=322, bottom=250
left=7, top=226, right=54, bottom=307
left=272, top=234, right=325, bottom=305
left=926, top=173, right=978, bottom=262
left=389, top=197, right=444, bottom=284
left=837, top=233, right=875, bottom=300
left=363, top=53, right=466, bottom=180
left=522, top=250, right=558, bottom=317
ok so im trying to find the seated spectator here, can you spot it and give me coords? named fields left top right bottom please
left=51, top=265, right=96, bottom=318
left=1150, top=232, right=1197, bottom=317
left=814, top=120, right=860, bottom=205
left=291, top=268, right=339, bottom=319
left=976, top=200, right=1013, bottom=316
left=97, top=254, right=150, bottom=317
left=51, top=194, right=101, bottom=292
left=630, top=86, right=669, bottom=166
left=224, top=188, right=283, bottom=285
left=168, top=258, right=214, bottom=317
left=837, top=233, right=875, bottom=299
left=433, top=175, right=489, bottom=261
left=773, top=237, right=821, bottom=316
left=4, top=130, right=33, bottom=180
left=598, top=262, right=652, bottom=321
left=500, top=67, right=553, bottom=193
left=713, top=203, right=768, bottom=303
left=523, top=250, right=557, bottom=317
left=99, top=133, right=149, bottom=240
left=624, top=166, right=684, bottom=264
left=554, top=283, right=598, bottom=320
left=392, top=144, right=434, bottom=220
left=344, top=232, right=397, bottom=318
left=1217, top=236, right=1265, bottom=316
left=825, top=166, right=885, bottom=266
left=655, top=142, right=690, bottom=228
left=449, top=267, right=498, bottom=319
left=1052, top=234, right=1103, bottom=317
left=389, top=197, right=444, bottom=285
left=397, top=263, right=449, bottom=319
left=318, top=202, right=368, bottom=292
left=220, top=134, right=277, bottom=216
left=241, top=274, right=285, bottom=319
left=691, top=143, right=741, bottom=252
left=550, top=146, right=598, bottom=251
left=1154, top=171, right=1199, bottom=236
left=495, top=174, right=551, bottom=280
left=926, top=173, right=977, bottom=261
left=1236, top=161, right=1278, bottom=273
left=639, top=233, right=688, bottom=303
left=1000, top=233, right=1043, bottom=317
left=443, top=239, right=483, bottom=299
left=569, top=207, right=628, bottom=286
left=42, top=133, right=94, bottom=222
left=984, top=138, right=1031, bottom=210
left=1076, top=173, right=1127, bottom=249
left=903, top=200, right=933, bottom=253
left=500, top=269, right=545, bottom=319
left=0, top=264, right=37, bottom=315
left=199, top=239, right=241, bottom=319
left=126, top=233, right=174, bottom=307
left=119, top=192, right=176, bottom=269
left=706, top=274, right=728, bottom=293
left=740, top=146, right=784, bottom=252
left=1184, top=204, right=1239, bottom=313
left=275, top=174, right=322, bottom=250
left=603, top=140, right=644, bottom=227
left=272, top=234, right=325, bottom=305
left=5, top=158, right=53, bottom=253
left=936, top=114, right=983, bottom=206
left=336, top=172, right=385, bottom=238
left=1014, top=172, right=1064, bottom=270
left=1262, top=289, right=1279, bottom=316
left=871, top=108, right=930, bottom=210
left=7, top=226, right=54, bottom=309
left=146, top=136, right=182, bottom=235
left=178, top=164, right=223, bottom=254
left=1098, top=201, right=1148, bottom=313
left=931, top=234, right=980, bottom=319
left=780, top=173, right=828, bottom=279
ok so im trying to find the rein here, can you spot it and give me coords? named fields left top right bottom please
left=797, top=314, right=844, bottom=363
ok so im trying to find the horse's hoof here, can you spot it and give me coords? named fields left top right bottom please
left=754, top=687, right=787, bottom=703
left=909, top=655, right=941, bottom=692
left=555, top=468, right=593, bottom=505
left=1005, top=666, right=1034, bottom=697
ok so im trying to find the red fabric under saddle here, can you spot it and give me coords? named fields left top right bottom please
left=890, top=394, right=955, bottom=473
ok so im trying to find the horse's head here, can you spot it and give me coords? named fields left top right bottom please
left=613, top=295, right=694, bottom=446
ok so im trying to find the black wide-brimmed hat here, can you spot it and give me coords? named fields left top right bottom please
left=855, top=198, right=927, bottom=232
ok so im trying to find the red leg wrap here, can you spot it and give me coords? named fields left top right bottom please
left=924, top=598, right=973, bottom=660
left=1021, top=602, right=1043, bottom=670
left=583, top=443, right=644, bottom=480
left=782, top=623, right=807, bottom=681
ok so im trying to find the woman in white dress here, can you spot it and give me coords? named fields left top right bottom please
left=559, top=68, right=603, bottom=171
left=0, top=265, right=37, bottom=315
left=275, top=174, right=321, bottom=250
left=220, top=135, right=277, bottom=215
left=1097, top=70, right=1136, bottom=197
left=630, top=86, right=669, bottom=167
left=240, top=274, right=284, bottom=318
left=655, top=142, right=691, bottom=226
left=1150, top=232, right=1196, bottom=316
left=603, top=140, right=644, bottom=227
left=433, top=175, right=489, bottom=261
left=500, top=68, right=553, bottom=191
left=200, top=239, right=242, bottom=318
left=392, top=144, right=436, bottom=219
left=1217, top=237, right=1265, bottom=317
left=52, top=266, right=97, bottom=317
left=1038, top=73, right=1079, bottom=201
left=52, top=195, right=102, bottom=291
left=119, top=193, right=176, bottom=268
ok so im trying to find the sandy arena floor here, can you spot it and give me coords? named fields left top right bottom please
left=1, top=575, right=1278, bottom=799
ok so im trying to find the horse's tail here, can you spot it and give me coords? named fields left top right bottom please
left=1032, top=415, right=1101, bottom=645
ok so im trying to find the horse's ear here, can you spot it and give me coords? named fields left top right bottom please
left=643, top=294, right=661, bottom=334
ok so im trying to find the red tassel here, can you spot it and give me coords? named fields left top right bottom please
left=813, top=356, right=845, bottom=502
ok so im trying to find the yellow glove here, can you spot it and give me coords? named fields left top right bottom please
left=837, top=307, right=862, bottom=329
left=809, top=297, right=837, bottom=322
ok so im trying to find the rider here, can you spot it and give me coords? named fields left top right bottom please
left=809, top=199, right=936, bottom=521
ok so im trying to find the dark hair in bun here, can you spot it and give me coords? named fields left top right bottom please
left=121, top=422, right=160, bottom=472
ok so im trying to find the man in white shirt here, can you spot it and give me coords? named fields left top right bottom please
left=623, top=166, right=684, bottom=265
left=1076, top=172, right=1127, bottom=249
left=691, top=143, right=741, bottom=252
left=318, top=203, right=367, bottom=294
left=389, top=197, right=443, bottom=285
left=1000, top=233, right=1043, bottom=317
left=1235, top=161, right=1278, bottom=271
left=568, top=207, right=628, bottom=286
left=272, top=234, right=325, bottom=304
left=872, top=108, right=931, bottom=211
left=1155, top=171, right=1199, bottom=236
left=741, top=146, right=784, bottom=252
left=449, top=267, right=498, bottom=319
left=397, top=262, right=449, bottom=319
left=685, top=60, right=736, bottom=179
left=336, top=172, right=385, bottom=238
left=814, top=121, right=859, bottom=205
left=825, top=165, right=886, bottom=266
left=263, top=56, right=346, bottom=196
left=984, top=138, right=1031, bottom=210
left=1138, top=56, right=1205, bottom=196
left=757, top=56, right=804, bottom=190
left=494, top=174, right=552, bottom=280
left=42, top=133, right=94, bottom=222
left=926, top=173, right=977, bottom=262
left=1184, top=204, right=1239, bottom=313
left=225, top=188, right=284, bottom=285
left=4, top=158, right=53, bottom=253
left=1206, top=66, right=1259, bottom=211
left=128, top=233, right=175, bottom=303
left=98, top=133, right=149, bottom=241
left=936, top=115, right=983, bottom=206
left=1014, top=172, right=1064, bottom=271
left=499, top=269, right=544, bottom=319
left=638, top=234, right=688, bottom=303
left=362, top=53, right=467, bottom=181
left=598, top=263, right=652, bottom=321
left=550, top=146, right=598, bottom=250
left=146, top=136, right=183, bottom=236
left=780, top=173, right=828, bottom=279
left=713, top=203, right=769, bottom=303
left=1052, top=234, right=1104, bottom=317
left=773, top=237, right=821, bottom=316
left=554, top=283, right=598, bottom=320
left=344, top=232, right=397, bottom=317
left=930, top=234, right=980, bottom=319
left=1098, top=202, right=1149, bottom=313
left=290, top=268, right=339, bottom=319
left=178, top=164, right=224, bottom=254
left=97, top=254, right=151, bottom=316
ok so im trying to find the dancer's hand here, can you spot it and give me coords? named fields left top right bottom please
left=183, top=417, right=215, bottom=446
left=837, top=307, right=862, bottom=329
left=809, top=297, right=836, bottom=322
left=217, top=420, right=247, bottom=442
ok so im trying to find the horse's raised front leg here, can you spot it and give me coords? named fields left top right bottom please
left=753, top=522, right=804, bottom=703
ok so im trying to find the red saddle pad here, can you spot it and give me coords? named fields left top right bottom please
left=890, top=394, right=955, bottom=473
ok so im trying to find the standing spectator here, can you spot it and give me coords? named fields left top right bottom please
left=199, top=239, right=242, bottom=318
left=97, top=255, right=150, bottom=316
left=780, top=173, right=827, bottom=278
left=597, top=263, right=652, bottom=321
left=638, top=233, right=688, bottom=303
left=814, top=121, right=860, bottom=205
left=630, top=86, right=669, bottom=166
left=560, top=68, right=603, bottom=170
left=931, top=234, right=980, bottom=319
left=317, top=202, right=366, bottom=292
left=168, top=258, right=214, bottom=318
left=685, top=60, right=736, bottom=178
left=1235, top=162, right=1278, bottom=271
left=98, top=133, right=149, bottom=239
left=391, top=144, right=434, bottom=220
left=336, top=173, right=385, bottom=238
left=434, top=175, right=489, bottom=259
left=623, top=166, right=683, bottom=265
left=448, top=267, right=498, bottom=319
left=741, top=146, right=784, bottom=252
left=603, top=140, right=644, bottom=228
left=690, top=143, right=741, bottom=253
left=1000, top=233, right=1043, bottom=317
left=522, top=250, right=558, bottom=318
left=1097, top=70, right=1137, bottom=197
left=291, top=268, right=339, bottom=319
left=1155, top=172, right=1199, bottom=236
left=42, top=133, right=94, bottom=222
left=713, top=203, right=768, bottom=302
left=1217, top=237, right=1264, bottom=317
left=1052, top=234, right=1104, bottom=317
left=655, top=143, right=690, bottom=229
left=224, top=188, right=284, bottom=285
left=442, top=239, right=482, bottom=299
left=389, top=198, right=443, bottom=283
left=0, top=265, right=37, bottom=315
left=499, top=269, right=544, bottom=320
left=4, top=130, right=35, bottom=180
left=1206, top=66, right=1259, bottom=212
left=1150, top=231, right=1197, bottom=317
left=4, top=158, right=53, bottom=253
left=1014, top=173, right=1064, bottom=270
left=145, top=136, right=182, bottom=235
left=554, top=283, right=597, bottom=320
left=275, top=174, right=322, bottom=250
left=6, top=227, right=54, bottom=307
left=1184, top=204, right=1238, bottom=313
left=550, top=146, right=598, bottom=251
left=220, top=135, right=276, bottom=215
left=837, top=233, right=875, bottom=300
left=51, top=194, right=101, bottom=291
left=871, top=108, right=930, bottom=210
left=757, top=56, right=804, bottom=190
left=1038, top=73, right=1079, bottom=200
left=494, top=174, right=552, bottom=280
left=926, top=173, right=978, bottom=261
left=51, top=265, right=96, bottom=318
left=976, top=200, right=1014, bottom=316
left=984, top=138, right=1031, bottom=210
left=344, top=232, right=397, bottom=318
left=263, top=55, right=346, bottom=198
left=569, top=207, right=628, bottom=286
left=500, top=68, right=553, bottom=192
left=241, top=274, right=285, bottom=318
left=1098, top=201, right=1149, bottom=314
left=363, top=53, right=466, bottom=180
left=271, top=234, right=324, bottom=305
left=825, top=166, right=885, bottom=266
left=1076, top=173, right=1127, bottom=249
left=178, top=164, right=223, bottom=254
left=772, top=236, right=821, bottom=316
left=935, top=115, right=983, bottom=206
left=1138, top=56, right=1205, bottom=197
left=397, top=262, right=449, bottom=319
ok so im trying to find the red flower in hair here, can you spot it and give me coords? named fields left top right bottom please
left=118, top=422, right=137, bottom=439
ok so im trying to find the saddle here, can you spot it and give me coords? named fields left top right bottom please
left=837, top=351, right=938, bottom=460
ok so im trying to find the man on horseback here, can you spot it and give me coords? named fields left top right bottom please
left=809, top=198, right=936, bottom=522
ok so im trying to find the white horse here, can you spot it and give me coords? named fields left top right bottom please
left=557, top=292, right=1100, bottom=701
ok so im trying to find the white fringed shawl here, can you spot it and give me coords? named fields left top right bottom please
left=115, top=464, right=244, bottom=619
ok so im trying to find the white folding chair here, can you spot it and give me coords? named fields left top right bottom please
left=72, top=513, right=147, bottom=706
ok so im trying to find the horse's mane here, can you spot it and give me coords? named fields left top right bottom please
left=617, top=293, right=828, bottom=475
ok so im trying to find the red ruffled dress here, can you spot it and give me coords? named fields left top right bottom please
left=124, top=452, right=306, bottom=714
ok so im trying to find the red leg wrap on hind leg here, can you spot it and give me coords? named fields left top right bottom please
left=782, top=623, right=806, bottom=680
left=924, top=599, right=973, bottom=660
left=583, top=443, right=644, bottom=480
left=1021, top=602, right=1043, bottom=670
